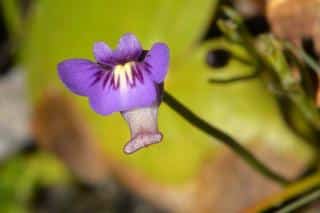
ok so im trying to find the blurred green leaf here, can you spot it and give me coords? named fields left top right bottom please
left=0, top=153, right=69, bottom=212
left=9, top=0, right=312, bottom=185
left=1, top=0, right=22, bottom=37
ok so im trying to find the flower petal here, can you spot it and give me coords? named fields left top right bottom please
left=144, top=43, right=169, bottom=83
left=57, top=59, right=101, bottom=96
left=113, top=33, right=142, bottom=62
left=88, top=72, right=158, bottom=115
left=93, top=42, right=113, bottom=65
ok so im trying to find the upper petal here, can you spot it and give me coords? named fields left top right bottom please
left=88, top=72, right=158, bottom=115
left=58, top=59, right=101, bottom=96
left=144, top=43, right=169, bottom=83
left=93, top=42, right=113, bottom=65
left=113, top=33, right=143, bottom=62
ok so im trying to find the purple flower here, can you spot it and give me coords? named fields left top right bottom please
left=57, top=33, right=169, bottom=154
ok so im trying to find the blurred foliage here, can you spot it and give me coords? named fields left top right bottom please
left=0, top=152, right=69, bottom=212
left=1, top=0, right=312, bottom=186
left=3, top=2, right=320, bottom=212
left=1, top=0, right=21, bottom=37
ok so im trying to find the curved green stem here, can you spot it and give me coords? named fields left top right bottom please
left=163, top=90, right=290, bottom=185
left=250, top=173, right=320, bottom=212
left=285, top=42, right=320, bottom=75
left=208, top=70, right=260, bottom=84
left=277, top=188, right=320, bottom=213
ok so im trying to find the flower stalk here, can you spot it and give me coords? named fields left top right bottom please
left=163, top=90, right=290, bottom=185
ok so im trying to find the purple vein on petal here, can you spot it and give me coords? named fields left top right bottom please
left=98, top=62, right=113, bottom=70
left=90, top=71, right=104, bottom=86
left=144, top=62, right=152, bottom=68
left=144, top=62, right=152, bottom=74
left=102, top=72, right=112, bottom=89
left=133, top=64, right=144, bottom=83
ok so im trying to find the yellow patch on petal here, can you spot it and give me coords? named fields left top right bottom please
left=113, top=62, right=135, bottom=90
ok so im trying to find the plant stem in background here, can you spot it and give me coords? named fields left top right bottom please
left=248, top=173, right=320, bottom=212
left=285, top=42, right=320, bottom=75
left=163, top=90, right=290, bottom=185
left=277, top=188, right=320, bottom=213
left=256, top=35, right=320, bottom=132
left=208, top=69, right=260, bottom=84
left=219, top=6, right=320, bottom=139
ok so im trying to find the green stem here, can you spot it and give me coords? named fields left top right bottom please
left=285, top=42, right=320, bottom=75
left=219, top=7, right=320, bottom=132
left=253, top=173, right=320, bottom=212
left=277, top=188, right=320, bottom=213
left=163, top=90, right=290, bottom=185
left=208, top=70, right=260, bottom=84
